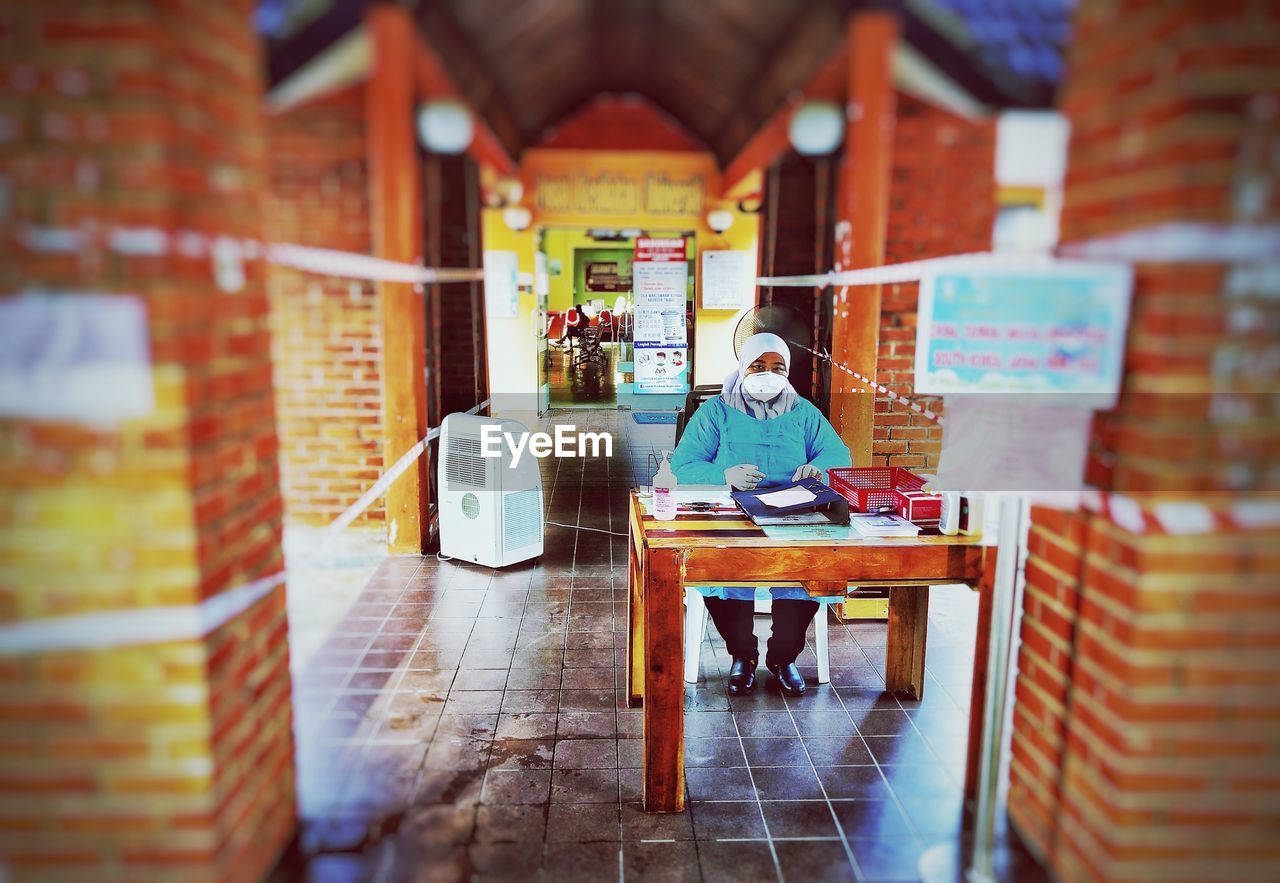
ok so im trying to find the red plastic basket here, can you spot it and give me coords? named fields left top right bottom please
left=826, top=467, right=942, bottom=524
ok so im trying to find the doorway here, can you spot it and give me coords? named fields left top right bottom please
left=537, top=227, right=696, bottom=411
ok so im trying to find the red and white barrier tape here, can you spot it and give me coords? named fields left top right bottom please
left=791, top=339, right=946, bottom=426
left=0, top=398, right=489, bottom=654
left=14, top=224, right=484, bottom=284
left=756, top=250, right=1056, bottom=288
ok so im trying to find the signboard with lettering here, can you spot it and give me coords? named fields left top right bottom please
left=915, top=263, right=1132, bottom=404
left=523, top=150, right=717, bottom=228
left=633, top=237, right=689, bottom=394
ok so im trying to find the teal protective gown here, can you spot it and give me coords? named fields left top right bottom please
left=671, top=396, right=852, bottom=601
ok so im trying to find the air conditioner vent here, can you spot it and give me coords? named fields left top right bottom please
left=445, top=435, right=487, bottom=489
left=502, top=488, right=541, bottom=552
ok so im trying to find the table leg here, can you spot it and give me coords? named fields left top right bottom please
left=886, top=586, right=929, bottom=700
left=642, top=548, right=685, bottom=813
left=964, top=577, right=994, bottom=802
left=627, top=542, right=646, bottom=707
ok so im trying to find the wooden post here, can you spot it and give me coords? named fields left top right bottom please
left=642, top=548, right=686, bottom=813
left=830, top=13, right=898, bottom=465
left=367, top=5, right=428, bottom=553
left=886, top=586, right=929, bottom=699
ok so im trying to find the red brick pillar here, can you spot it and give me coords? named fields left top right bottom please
left=0, top=3, right=294, bottom=880
left=1007, top=2, right=1280, bottom=879
left=876, top=94, right=995, bottom=472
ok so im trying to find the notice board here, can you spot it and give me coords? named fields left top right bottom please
left=914, top=263, right=1132, bottom=406
left=633, top=237, right=689, bottom=394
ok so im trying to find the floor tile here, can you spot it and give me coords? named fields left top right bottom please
left=760, top=800, right=839, bottom=839
left=553, top=737, right=619, bottom=769
left=550, top=767, right=619, bottom=804
left=684, top=766, right=757, bottom=802
left=546, top=803, right=621, bottom=842
left=814, top=765, right=891, bottom=800
left=773, top=839, right=857, bottom=881
left=750, top=766, right=825, bottom=801
left=696, top=841, right=779, bottom=883
left=689, top=800, right=768, bottom=840
left=479, top=769, right=551, bottom=805
left=684, top=737, right=747, bottom=768
left=621, top=840, right=700, bottom=881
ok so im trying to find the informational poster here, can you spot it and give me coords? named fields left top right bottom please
left=0, top=292, right=154, bottom=425
left=633, top=345, right=689, bottom=393
left=915, top=263, right=1132, bottom=406
left=633, top=237, right=689, bottom=393
left=701, top=249, right=754, bottom=310
left=483, top=250, right=519, bottom=318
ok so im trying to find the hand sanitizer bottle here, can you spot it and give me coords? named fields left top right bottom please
left=653, top=451, right=678, bottom=521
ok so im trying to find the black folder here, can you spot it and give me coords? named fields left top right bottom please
left=730, top=477, right=851, bottom=526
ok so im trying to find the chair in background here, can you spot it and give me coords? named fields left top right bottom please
left=683, top=589, right=831, bottom=684
left=570, top=324, right=607, bottom=372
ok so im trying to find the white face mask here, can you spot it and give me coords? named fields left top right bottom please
left=742, top=370, right=788, bottom=401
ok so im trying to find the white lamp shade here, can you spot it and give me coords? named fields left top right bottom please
left=503, top=206, right=532, bottom=231
left=706, top=209, right=735, bottom=233
left=788, top=100, right=844, bottom=156
left=494, top=177, right=524, bottom=206
left=417, top=99, right=474, bottom=154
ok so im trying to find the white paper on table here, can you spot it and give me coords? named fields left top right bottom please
left=936, top=395, right=1092, bottom=493
left=756, top=486, right=818, bottom=508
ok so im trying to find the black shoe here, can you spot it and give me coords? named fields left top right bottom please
left=767, top=661, right=807, bottom=696
left=727, top=656, right=758, bottom=695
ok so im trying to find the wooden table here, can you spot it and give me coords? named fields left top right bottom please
left=625, top=490, right=990, bottom=813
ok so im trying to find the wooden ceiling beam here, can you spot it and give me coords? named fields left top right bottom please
left=415, top=0, right=523, bottom=165
left=720, top=41, right=848, bottom=197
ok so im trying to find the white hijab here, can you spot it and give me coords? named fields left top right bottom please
left=720, top=332, right=800, bottom=419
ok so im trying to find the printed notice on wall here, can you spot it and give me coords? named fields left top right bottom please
left=633, top=237, right=689, bottom=393
left=634, top=344, right=689, bottom=394
left=0, top=292, right=154, bottom=425
left=484, top=251, right=520, bottom=318
left=701, top=250, right=754, bottom=310
left=936, top=396, right=1092, bottom=493
left=915, top=263, right=1132, bottom=406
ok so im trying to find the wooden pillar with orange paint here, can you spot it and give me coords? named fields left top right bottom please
left=366, top=5, right=430, bottom=553
left=830, top=13, right=898, bottom=465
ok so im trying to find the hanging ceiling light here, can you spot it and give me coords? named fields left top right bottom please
left=417, top=98, right=474, bottom=154
left=787, top=99, right=844, bottom=156
left=502, top=206, right=532, bottom=232
left=706, top=209, right=735, bottom=234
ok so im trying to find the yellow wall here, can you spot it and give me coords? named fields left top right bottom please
left=483, top=148, right=761, bottom=404
left=541, top=227, right=601, bottom=313
left=481, top=209, right=539, bottom=421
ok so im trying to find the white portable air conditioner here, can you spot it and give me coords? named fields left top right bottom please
left=438, top=413, right=544, bottom=567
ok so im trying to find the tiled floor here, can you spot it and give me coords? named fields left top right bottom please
left=273, top=410, right=1045, bottom=883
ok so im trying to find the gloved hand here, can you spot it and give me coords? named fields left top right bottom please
left=792, top=464, right=822, bottom=481
left=725, top=464, right=764, bottom=490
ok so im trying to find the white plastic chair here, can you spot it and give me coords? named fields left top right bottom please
left=683, top=588, right=831, bottom=685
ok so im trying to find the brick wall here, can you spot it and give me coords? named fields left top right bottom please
left=1007, top=1, right=1280, bottom=879
left=264, top=85, right=384, bottom=526
left=0, top=2, right=294, bottom=880
left=873, top=93, right=996, bottom=471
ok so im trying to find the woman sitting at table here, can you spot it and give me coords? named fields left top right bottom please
left=671, top=333, right=851, bottom=696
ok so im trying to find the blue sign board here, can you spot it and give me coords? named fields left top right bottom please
left=914, top=263, right=1132, bottom=405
